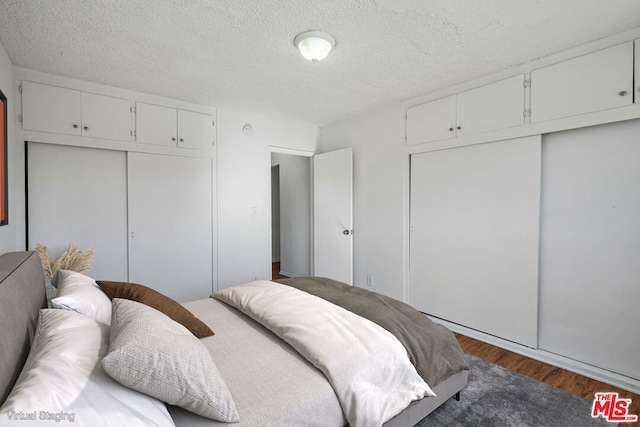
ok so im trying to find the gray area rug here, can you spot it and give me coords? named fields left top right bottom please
left=415, top=354, right=615, bottom=426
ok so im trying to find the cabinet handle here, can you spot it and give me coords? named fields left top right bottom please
left=457, top=126, right=462, bottom=130
left=171, top=137, right=177, bottom=142
left=72, top=124, right=79, bottom=129
left=83, top=126, right=89, bottom=131
left=179, top=138, right=184, bottom=142
left=449, top=127, right=454, bottom=132
left=619, top=91, right=627, bottom=96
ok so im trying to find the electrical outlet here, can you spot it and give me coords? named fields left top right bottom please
left=366, top=275, right=373, bottom=287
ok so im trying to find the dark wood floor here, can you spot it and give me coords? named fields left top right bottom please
left=271, top=263, right=639, bottom=424
left=272, top=262, right=288, bottom=279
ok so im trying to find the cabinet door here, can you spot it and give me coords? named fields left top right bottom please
left=82, top=92, right=131, bottom=141
left=530, top=42, right=633, bottom=123
left=135, top=102, right=177, bottom=146
left=406, top=95, right=456, bottom=145
left=409, top=136, right=541, bottom=347
left=457, top=75, right=524, bottom=137
left=22, top=81, right=81, bottom=136
left=128, top=153, right=213, bottom=302
left=177, top=109, right=215, bottom=150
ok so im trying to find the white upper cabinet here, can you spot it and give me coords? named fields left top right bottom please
left=22, top=81, right=82, bottom=136
left=136, top=102, right=214, bottom=150
left=135, top=102, right=177, bottom=146
left=22, top=81, right=131, bottom=141
left=406, top=95, right=456, bottom=145
left=530, top=42, right=634, bottom=123
left=406, top=75, right=525, bottom=145
left=456, top=74, right=525, bottom=137
left=177, top=109, right=215, bottom=150
left=81, top=92, right=132, bottom=141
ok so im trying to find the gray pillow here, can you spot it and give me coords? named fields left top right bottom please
left=102, top=299, right=239, bottom=422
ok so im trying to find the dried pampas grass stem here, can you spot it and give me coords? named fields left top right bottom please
left=34, top=243, right=95, bottom=279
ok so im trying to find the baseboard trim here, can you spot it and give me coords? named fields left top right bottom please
left=428, top=315, right=640, bottom=395
left=278, top=270, right=297, bottom=278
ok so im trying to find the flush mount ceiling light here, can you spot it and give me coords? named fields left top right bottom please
left=294, top=30, right=335, bottom=62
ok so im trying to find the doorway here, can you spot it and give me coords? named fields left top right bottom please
left=270, top=152, right=311, bottom=279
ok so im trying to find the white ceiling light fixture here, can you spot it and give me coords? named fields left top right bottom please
left=294, top=30, right=335, bottom=62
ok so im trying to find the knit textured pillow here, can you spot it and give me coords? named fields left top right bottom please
left=102, top=299, right=239, bottom=422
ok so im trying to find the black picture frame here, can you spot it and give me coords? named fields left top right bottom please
left=0, top=89, right=7, bottom=226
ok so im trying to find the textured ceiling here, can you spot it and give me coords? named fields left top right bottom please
left=1, top=0, right=640, bottom=126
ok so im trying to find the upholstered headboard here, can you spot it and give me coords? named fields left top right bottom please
left=0, top=251, right=47, bottom=405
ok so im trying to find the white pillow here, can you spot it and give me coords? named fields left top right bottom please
left=50, top=270, right=112, bottom=324
left=0, top=309, right=175, bottom=427
left=102, top=299, right=239, bottom=422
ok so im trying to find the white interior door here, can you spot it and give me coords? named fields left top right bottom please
left=128, top=152, right=213, bottom=302
left=313, top=148, right=353, bottom=284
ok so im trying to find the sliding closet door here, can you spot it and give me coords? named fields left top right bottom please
left=127, top=152, right=213, bottom=302
left=539, top=120, right=640, bottom=379
left=26, top=142, right=128, bottom=280
left=409, top=136, right=541, bottom=347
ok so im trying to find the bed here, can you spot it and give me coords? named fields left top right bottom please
left=0, top=251, right=469, bottom=427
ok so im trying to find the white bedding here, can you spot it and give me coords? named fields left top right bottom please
left=214, top=281, right=435, bottom=427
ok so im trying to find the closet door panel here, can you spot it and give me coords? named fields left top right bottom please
left=409, top=136, right=541, bottom=347
left=26, top=142, right=128, bottom=280
left=538, top=120, right=640, bottom=379
left=128, top=153, right=213, bottom=302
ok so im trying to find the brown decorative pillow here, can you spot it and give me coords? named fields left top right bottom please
left=96, top=281, right=214, bottom=338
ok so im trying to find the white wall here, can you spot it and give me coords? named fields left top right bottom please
left=0, top=40, right=21, bottom=253
left=317, top=103, right=406, bottom=300
left=216, top=109, right=316, bottom=289
left=271, top=153, right=311, bottom=278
